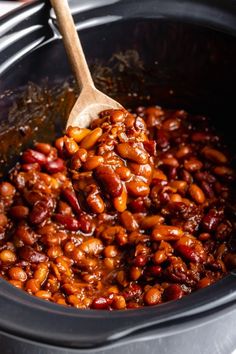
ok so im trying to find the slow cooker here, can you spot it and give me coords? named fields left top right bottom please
left=1, top=0, right=236, bottom=353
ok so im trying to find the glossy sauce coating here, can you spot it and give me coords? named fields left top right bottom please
left=0, top=106, right=236, bottom=310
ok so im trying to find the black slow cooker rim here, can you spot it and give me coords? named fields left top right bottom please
left=1, top=0, right=236, bottom=349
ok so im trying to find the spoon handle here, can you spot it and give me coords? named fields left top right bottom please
left=50, top=0, right=94, bottom=89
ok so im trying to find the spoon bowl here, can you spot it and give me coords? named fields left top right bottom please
left=50, top=0, right=123, bottom=129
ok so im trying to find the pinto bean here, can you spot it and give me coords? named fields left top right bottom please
left=116, top=143, right=149, bottom=164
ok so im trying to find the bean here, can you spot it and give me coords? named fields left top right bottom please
left=10, top=206, right=29, bottom=219
left=64, top=136, right=79, bottom=155
left=0, top=250, right=16, bottom=264
left=25, top=279, right=40, bottom=293
left=29, top=200, right=51, bottom=225
left=110, top=110, right=125, bottom=123
left=213, top=166, right=234, bottom=176
left=35, top=143, right=51, bottom=155
left=115, top=166, right=131, bottom=181
left=61, top=188, right=81, bottom=215
left=113, top=187, right=127, bottom=212
left=120, top=211, right=138, bottom=231
left=91, top=297, right=109, bottom=309
left=22, top=149, right=46, bottom=165
left=130, top=266, right=142, bottom=280
left=45, top=158, right=65, bottom=174
left=80, top=128, right=102, bottom=149
left=184, top=158, right=203, bottom=172
left=19, top=246, right=48, bottom=263
left=34, top=263, right=49, bottom=284
left=202, top=147, right=227, bottom=164
left=47, top=245, right=63, bottom=259
left=175, top=244, right=201, bottom=263
left=95, top=165, right=123, bottom=198
left=35, top=290, right=51, bottom=300
left=112, top=295, right=126, bottom=309
left=169, top=180, right=188, bottom=195
left=143, top=287, right=161, bottom=306
left=189, top=184, right=205, bottom=204
left=54, top=214, right=80, bottom=231
left=9, top=267, right=27, bottom=282
left=66, top=126, right=91, bottom=142
left=143, top=140, right=157, bottom=156
left=197, top=277, right=212, bottom=289
left=126, top=180, right=150, bottom=197
left=152, top=225, right=183, bottom=241
left=129, top=163, right=152, bottom=181
left=0, top=213, right=8, bottom=227
left=87, top=191, right=105, bottom=214
left=175, top=146, right=192, bottom=159
left=116, top=143, right=149, bottom=164
left=0, top=182, right=15, bottom=197
left=103, top=245, right=118, bottom=258
left=153, top=250, right=167, bottom=264
left=83, top=156, right=104, bottom=170
left=15, top=224, right=36, bottom=245
left=79, top=238, right=104, bottom=256
left=140, top=215, right=164, bottom=229
left=163, top=284, right=183, bottom=301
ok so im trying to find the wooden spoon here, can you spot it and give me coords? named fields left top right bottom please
left=50, top=0, right=123, bottom=129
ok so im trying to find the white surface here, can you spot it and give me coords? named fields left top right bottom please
left=0, top=1, right=21, bottom=17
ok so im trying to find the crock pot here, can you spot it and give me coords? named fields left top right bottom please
left=1, top=1, right=236, bottom=353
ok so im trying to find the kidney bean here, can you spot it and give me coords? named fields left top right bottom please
left=201, top=208, right=222, bottom=231
left=29, top=200, right=51, bottom=225
left=61, top=188, right=81, bottom=215
left=35, top=143, right=51, bottom=155
left=156, top=129, right=169, bottom=149
left=163, top=284, right=183, bottom=301
left=95, top=165, right=123, bottom=198
left=143, top=140, right=157, bottom=156
left=202, top=147, right=228, bottom=164
left=77, top=213, right=95, bottom=234
left=213, top=166, right=234, bottom=177
left=45, top=158, right=65, bottom=174
left=19, top=246, right=48, bottom=263
left=152, top=225, right=183, bottom=241
left=22, top=149, right=46, bottom=165
left=54, top=214, right=80, bottom=231
left=146, top=265, right=162, bottom=277
left=91, top=297, right=109, bottom=309
left=116, top=143, right=149, bottom=164
left=123, top=284, right=142, bottom=301
left=175, top=244, right=201, bottom=263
